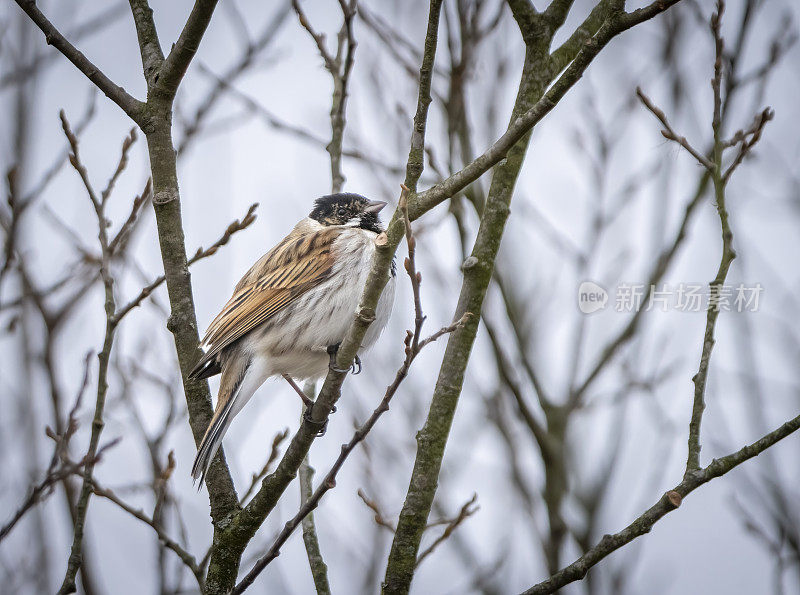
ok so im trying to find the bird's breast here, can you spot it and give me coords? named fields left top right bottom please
left=243, top=227, right=394, bottom=379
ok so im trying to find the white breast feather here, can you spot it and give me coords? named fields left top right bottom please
left=242, top=226, right=395, bottom=380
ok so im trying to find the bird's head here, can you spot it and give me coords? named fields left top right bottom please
left=309, top=193, right=387, bottom=233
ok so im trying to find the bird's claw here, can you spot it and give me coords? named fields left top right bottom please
left=326, top=343, right=362, bottom=375
left=303, top=406, right=329, bottom=437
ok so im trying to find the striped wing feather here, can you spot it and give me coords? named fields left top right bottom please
left=189, top=227, right=339, bottom=378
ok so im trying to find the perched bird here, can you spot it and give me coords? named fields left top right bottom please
left=189, top=193, right=396, bottom=484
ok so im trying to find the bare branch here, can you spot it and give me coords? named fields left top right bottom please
left=357, top=489, right=397, bottom=533
left=0, top=353, right=94, bottom=544
left=239, top=429, right=290, bottom=506
left=157, top=0, right=220, bottom=98
left=292, top=0, right=358, bottom=191
left=522, top=412, right=800, bottom=594
left=56, top=114, right=141, bottom=595
left=636, top=87, right=714, bottom=170
left=722, top=106, right=773, bottom=183
left=299, top=452, right=331, bottom=595
left=127, top=0, right=166, bottom=86
left=291, top=0, right=337, bottom=72
left=88, top=479, right=204, bottom=587
left=12, top=0, right=144, bottom=121
left=234, top=314, right=467, bottom=593
left=686, top=0, right=737, bottom=473
left=410, top=0, right=685, bottom=220
left=108, top=179, right=153, bottom=255
left=113, top=202, right=258, bottom=323
left=415, top=494, right=479, bottom=567
left=101, top=128, right=138, bottom=204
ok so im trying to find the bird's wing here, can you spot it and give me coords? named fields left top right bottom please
left=188, top=226, right=339, bottom=378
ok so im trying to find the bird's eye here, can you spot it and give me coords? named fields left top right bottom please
left=337, top=207, right=347, bottom=217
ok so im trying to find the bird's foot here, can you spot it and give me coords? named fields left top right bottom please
left=327, top=343, right=349, bottom=373
left=326, top=343, right=362, bottom=375
left=303, top=405, right=329, bottom=437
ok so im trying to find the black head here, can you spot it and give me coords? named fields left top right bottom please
left=309, top=192, right=387, bottom=233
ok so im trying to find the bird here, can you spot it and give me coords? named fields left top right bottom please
left=188, top=192, right=396, bottom=485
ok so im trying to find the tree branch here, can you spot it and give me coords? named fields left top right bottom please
left=127, top=0, right=166, bottom=87
left=521, top=412, right=800, bottom=594
left=636, top=87, right=714, bottom=170
left=157, top=0, right=220, bottom=98
left=299, top=379, right=331, bottom=595
left=409, top=0, right=683, bottom=221
left=549, top=0, right=613, bottom=74
left=383, top=3, right=685, bottom=592
left=113, top=202, right=258, bottom=323
left=89, top=479, right=203, bottom=587
left=57, top=116, right=125, bottom=594
left=415, top=494, right=478, bottom=568
left=12, top=0, right=145, bottom=121
left=298, top=453, right=331, bottom=595
left=235, top=311, right=466, bottom=593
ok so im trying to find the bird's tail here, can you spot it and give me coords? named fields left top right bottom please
left=191, top=357, right=260, bottom=486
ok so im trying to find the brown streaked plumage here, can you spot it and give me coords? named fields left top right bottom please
left=189, top=193, right=395, bottom=486
left=189, top=224, right=339, bottom=380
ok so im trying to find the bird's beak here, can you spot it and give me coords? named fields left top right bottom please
left=364, top=200, right=387, bottom=214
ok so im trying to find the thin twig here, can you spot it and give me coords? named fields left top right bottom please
left=292, top=0, right=358, bottom=192
left=721, top=107, right=773, bottom=183
left=299, top=452, right=331, bottom=594
left=108, top=179, right=153, bottom=255
left=400, top=185, right=425, bottom=351
left=57, top=115, right=125, bottom=595
left=521, top=411, right=800, bottom=594
left=685, top=0, right=771, bottom=473
left=113, top=203, right=258, bottom=323
left=291, top=0, right=337, bottom=71
left=101, top=128, right=137, bottom=204
left=357, top=489, right=396, bottom=533
left=0, top=353, right=94, bottom=543
left=12, top=0, right=144, bottom=120
left=234, top=313, right=468, bottom=593
left=239, top=429, right=290, bottom=506
left=636, top=87, right=714, bottom=170
left=415, top=494, right=479, bottom=567
left=88, top=479, right=204, bottom=587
